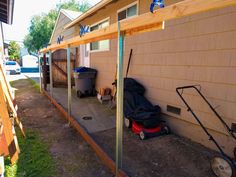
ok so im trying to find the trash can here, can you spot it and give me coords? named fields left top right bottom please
left=73, top=67, right=97, bottom=98
left=42, top=65, right=50, bottom=84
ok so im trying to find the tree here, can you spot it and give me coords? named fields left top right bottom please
left=24, top=0, right=91, bottom=53
left=57, top=0, right=91, bottom=12
left=8, top=41, right=20, bottom=62
left=24, top=10, right=57, bottom=53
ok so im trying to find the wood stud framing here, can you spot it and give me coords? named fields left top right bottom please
left=0, top=63, right=23, bottom=164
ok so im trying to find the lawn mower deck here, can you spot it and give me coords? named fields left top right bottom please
left=124, top=117, right=170, bottom=140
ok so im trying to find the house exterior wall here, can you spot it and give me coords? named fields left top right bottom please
left=51, top=13, right=79, bottom=66
left=22, top=55, right=38, bottom=68
left=74, top=0, right=136, bottom=35
left=70, top=0, right=236, bottom=156
left=51, top=13, right=76, bottom=44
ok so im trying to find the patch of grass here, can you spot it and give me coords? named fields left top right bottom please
left=5, top=129, right=56, bottom=177
left=9, top=80, right=17, bottom=86
left=27, top=78, right=40, bottom=92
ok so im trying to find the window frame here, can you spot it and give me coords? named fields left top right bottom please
left=90, top=17, right=110, bottom=53
left=117, top=1, right=139, bottom=22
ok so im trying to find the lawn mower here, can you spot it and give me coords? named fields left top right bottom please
left=124, top=78, right=170, bottom=140
left=176, top=85, right=236, bottom=177
left=124, top=117, right=170, bottom=140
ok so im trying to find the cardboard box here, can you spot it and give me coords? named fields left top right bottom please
left=97, top=93, right=111, bottom=104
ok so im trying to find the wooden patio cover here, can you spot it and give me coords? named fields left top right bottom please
left=39, top=0, right=236, bottom=176
left=40, top=0, right=236, bottom=53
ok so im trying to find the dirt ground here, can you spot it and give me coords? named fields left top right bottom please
left=12, top=78, right=217, bottom=177
left=12, top=79, right=113, bottom=177
left=92, top=128, right=216, bottom=177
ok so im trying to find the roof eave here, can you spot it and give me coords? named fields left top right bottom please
left=64, top=0, right=113, bottom=29
left=49, top=9, right=81, bottom=44
left=7, top=0, right=14, bottom=24
left=49, top=11, right=63, bottom=44
left=61, top=9, right=82, bottom=21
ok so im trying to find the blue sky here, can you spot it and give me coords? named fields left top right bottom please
left=2, top=0, right=101, bottom=44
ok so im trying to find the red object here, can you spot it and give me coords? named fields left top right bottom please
left=132, top=121, right=162, bottom=134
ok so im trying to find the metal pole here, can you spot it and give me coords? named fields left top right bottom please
left=49, top=51, right=53, bottom=97
left=67, top=46, right=71, bottom=119
left=116, top=21, right=124, bottom=176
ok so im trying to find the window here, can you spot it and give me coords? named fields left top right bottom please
left=118, top=2, right=138, bottom=21
left=90, top=19, right=109, bottom=51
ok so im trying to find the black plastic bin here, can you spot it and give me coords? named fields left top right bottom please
left=42, top=65, right=50, bottom=84
left=73, top=67, right=97, bottom=98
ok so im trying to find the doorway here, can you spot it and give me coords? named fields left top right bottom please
left=80, top=44, right=90, bottom=67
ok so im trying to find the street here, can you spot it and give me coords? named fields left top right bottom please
left=6, top=72, right=40, bottom=83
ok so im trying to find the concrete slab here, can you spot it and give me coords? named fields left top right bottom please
left=50, top=87, right=116, bottom=133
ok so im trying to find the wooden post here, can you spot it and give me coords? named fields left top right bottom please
left=0, top=83, right=18, bottom=164
left=0, top=64, right=14, bottom=104
left=0, top=64, right=25, bottom=137
left=67, top=46, right=71, bottom=120
left=0, top=133, right=9, bottom=156
left=49, top=51, right=53, bottom=98
left=43, top=53, right=47, bottom=91
left=75, top=47, right=79, bottom=67
left=38, top=53, right=42, bottom=93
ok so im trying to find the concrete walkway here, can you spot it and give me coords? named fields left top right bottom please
left=6, top=72, right=40, bottom=83
left=50, top=87, right=116, bottom=133
left=45, top=85, right=216, bottom=177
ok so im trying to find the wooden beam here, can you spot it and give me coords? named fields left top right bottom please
left=42, top=54, right=48, bottom=91
left=40, top=0, right=236, bottom=53
left=0, top=133, right=9, bottom=156
left=0, top=64, right=25, bottom=137
left=0, top=83, right=19, bottom=164
left=0, top=64, right=15, bottom=105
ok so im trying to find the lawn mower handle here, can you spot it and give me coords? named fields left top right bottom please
left=176, top=85, right=236, bottom=140
left=176, top=85, right=231, bottom=157
left=176, top=85, right=201, bottom=93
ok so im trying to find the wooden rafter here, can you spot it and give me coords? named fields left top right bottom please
left=40, top=0, right=236, bottom=53
left=0, top=64, right=14, bottom=104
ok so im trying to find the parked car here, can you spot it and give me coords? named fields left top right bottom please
left=4, top=61, right=21, bottom=74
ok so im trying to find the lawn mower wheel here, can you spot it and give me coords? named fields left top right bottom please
left=210, top=156, right=235, bottom=177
